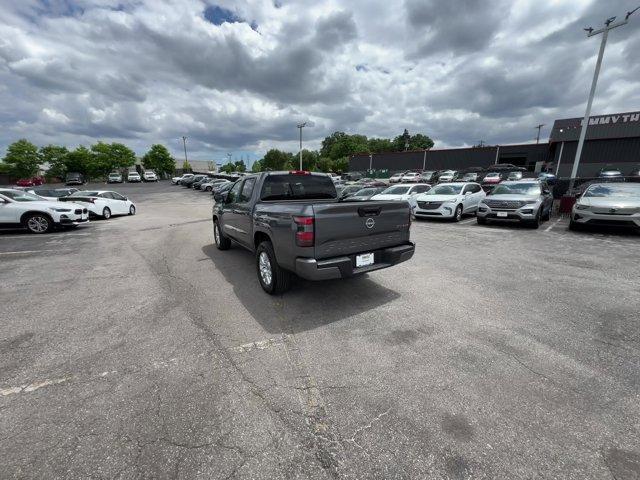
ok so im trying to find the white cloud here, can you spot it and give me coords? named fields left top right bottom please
left=0, top=0, right=639, bottom=162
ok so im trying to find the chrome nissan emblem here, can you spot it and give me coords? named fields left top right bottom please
left=609, top=208, right=617, bottom=213
left=365, top=218, right=375, bottom=229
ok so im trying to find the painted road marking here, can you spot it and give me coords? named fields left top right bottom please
left=545, top=218, right=565, bottom=232
left=230, top=335, right=288, bottom=353
left=459, top=217, right=477, bottom=225
left=0, top=377, right=71, bottom=397
left=0, top=249, right=72, bottom=255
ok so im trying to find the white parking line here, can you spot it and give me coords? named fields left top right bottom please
left=459, top=217, right=477, bottom=225
left=0, top=249, right=72, bottom=255
left=545, top=218, right=565, bottom=232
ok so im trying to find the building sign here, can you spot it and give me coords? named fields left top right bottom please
left=581, top=112, right=640, bottom=126
left=550, top=111, right=640, bottom=143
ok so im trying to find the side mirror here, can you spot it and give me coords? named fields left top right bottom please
left=214, top=192, right=226, bottom=203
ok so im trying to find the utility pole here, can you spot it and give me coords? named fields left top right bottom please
left=478, top=140, right=485, bottom=148
left=535, top=124, right=545, bottom=144
left=297, top=122, right=307, bottom=170
left=569, top=8, right=638, bottom=187
left=181, top=136, right=188, bottom=167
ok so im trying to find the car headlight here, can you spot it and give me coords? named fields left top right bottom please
left=50, top=208, right=72, bottom=212
left=575, top=203, right=590, bottom=210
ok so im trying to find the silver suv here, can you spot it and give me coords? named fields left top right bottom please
left=477, top=180, right=553, bottom=228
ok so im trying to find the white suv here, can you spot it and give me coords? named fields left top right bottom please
left=127, top=171, right=141, bottom=182
left=0, top=188, right=89, bottom=233
left=143, top=171, right=158, bottom=182
left=414, top=182, right=485, bottom=221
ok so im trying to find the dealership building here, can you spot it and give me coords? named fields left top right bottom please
left=349, top=111, right=640, bottom=177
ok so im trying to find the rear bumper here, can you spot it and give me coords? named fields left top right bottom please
left=294, top=242, right=415, bottom=281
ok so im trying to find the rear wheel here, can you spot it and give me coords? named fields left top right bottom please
left=453, top=204, right=463, bottom=222
left=213, top=219, right=231, bottom=250
left=256, top=241, right=291, bottom=295
left=24, top=213, right=53, bottom=234
left=102, top=207, right=111, bottom=219
left=129, top=205, right=136, bottom=215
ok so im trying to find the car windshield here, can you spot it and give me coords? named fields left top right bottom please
left=381, top=186, right=411, bottom=195
left=109, top=173, right=119, bottom=177
left=426, top=185, right=463, bottom=195
left=491, top=183, right=541, bottom=195
left=584, top=184, right=640, bottom=198
left=71, top=191, right=99, bottom=196
left=485, top=173, right=499, bottom=178
left=1, top=190, right=43, bottom=201
left=353, top=188, right=377, bottom=196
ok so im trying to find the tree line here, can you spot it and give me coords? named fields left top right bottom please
left=249, top=130, right=434, bottom=173
left=0, top=139, right=176, bottom=179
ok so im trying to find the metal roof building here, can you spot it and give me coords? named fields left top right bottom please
left=349, top=111, right=640, bottom=177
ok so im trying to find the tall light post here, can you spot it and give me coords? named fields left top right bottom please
left=181, top=136, right=188, bottom=168
left=297, top=122, right=307, bottom=170
left=569, top=8, right=638, bottom=186
left=535, top=124, right=545, bottom=144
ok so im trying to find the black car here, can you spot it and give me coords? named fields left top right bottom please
left=65, top=172, right=85, bottom=186
left=192, top=176, right=212, bottom=190
left=182, top=174, right=207, bottom=188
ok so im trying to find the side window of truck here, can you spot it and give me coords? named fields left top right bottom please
left=239, top=178, right=256, bottom=203
left=226, top=181, right=242, bottom=204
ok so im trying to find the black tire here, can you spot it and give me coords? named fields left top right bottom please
left=453, top=204, right=463, bottom=222
left=102, top=207, right=112, bottom=220
left=569, top=219, right=581, bottom=231
left=542, top=205, right=551, bottom=221
left=256, top=240, right=291, bottom=295
left=129, top=205, right=136, bottom=215
left=529, top=209, right=541, bottom=229
left=477, top=216, right=487, bottom=225
left=213, top=219, right=231, bottom=250
left=24, top=213, right=53, bottom=234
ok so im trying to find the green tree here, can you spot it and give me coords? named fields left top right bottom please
left=182, top=159, right=192, bottom=172
left=65, top=146, right=93, bottom=176
left=392, top=131, right=434, bottom=151
left=233, top=160, right=247, bottom=172
left=90, top=142, right=136, bottom=177
left=320, top=132, right=347, bottom=158
left=367, top=137, right=394, bottom=153
left=333, top=157, right=349, bottom=173
left=261, top=149, right=293, bottom=171
left=142, top=144, right=176, bottom=176
left=3, top=139, right=40, bottom=178
left=220, top=162, right=234, bottom=174
left=316, top=157, right=334, bottom=173
left=251, top=160, right=262, bottom=172
left=295, top=149, right=319, bottom=171
left=328, top=134, right=368, bottom=160
left=39, top=144, right=69, bottom=179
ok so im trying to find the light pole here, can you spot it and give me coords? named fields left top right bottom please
left=569, top=8, right=638, bottom=186
left=181, top=136, right=188, bottom=168
left=297, top=122, right=307, bottom=170
left=535, top=124, right=545, bottom=144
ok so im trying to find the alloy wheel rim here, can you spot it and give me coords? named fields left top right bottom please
left=214, top=223, right=220, bottom=244
left=456, top=207, right=462, bottom=220
left=27, top=216, right=48, bottom=232
left=259, top=252, right=272, bottom=286
left=104, top=209, right=110, bottom=218
left=130, top=206, right=135, bottom=214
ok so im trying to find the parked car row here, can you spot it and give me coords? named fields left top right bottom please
left=171, top=173, right=235, bottom=196
left=107, top=170, right=158, bottom=183
left=0, top=187, right=136, bottom=233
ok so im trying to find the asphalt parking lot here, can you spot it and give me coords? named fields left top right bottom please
left=1, top=181, right=639, bottom=479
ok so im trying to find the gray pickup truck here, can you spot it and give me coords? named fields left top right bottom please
left=212, top=171, right=415, bottom=294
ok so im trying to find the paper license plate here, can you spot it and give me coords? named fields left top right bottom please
left=356, top=253, right=375, bottom=267
left=497, top=211, right=508, bottom=217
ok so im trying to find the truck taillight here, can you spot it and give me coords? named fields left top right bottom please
left=293, top=216, right=314, bottom=247
left=289, top=170, right=311, bottom=175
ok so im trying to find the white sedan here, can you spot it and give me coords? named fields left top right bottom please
left=400, top=172, right=421, bottom=183
left=0, top=188, right=89, bottom=233
left=172, top=173, right=194, bottom=185
left=414, top=182, right=486, bottom=221
left=371, top=184, right=432, bottom=211
left=64, top=190, right=136, bottom=219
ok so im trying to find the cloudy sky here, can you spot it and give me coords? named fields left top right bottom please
left=1, top=0, right=639, bottom=165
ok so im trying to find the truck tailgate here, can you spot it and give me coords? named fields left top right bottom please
left=312, top=201, right=411, bottom=259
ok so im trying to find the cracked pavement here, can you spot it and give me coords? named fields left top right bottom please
left=1, top=181, right=639, bottom=479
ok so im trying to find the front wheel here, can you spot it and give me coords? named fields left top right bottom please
left=256, top=241, right=291, bottom=295
left=25, top=213, right=53, bottom=234
left=102, top=207, right=112, bottom=219
left=453, top=204, right=463, bottom=222
left=129, top=205, right=136, bottom=215
left=213, top=219, right=231, bottom=250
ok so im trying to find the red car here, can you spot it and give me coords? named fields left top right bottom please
left=16, top=177, right=45, bottom=187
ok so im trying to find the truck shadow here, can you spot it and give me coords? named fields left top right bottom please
left=201, top=244, right=401, bottom=335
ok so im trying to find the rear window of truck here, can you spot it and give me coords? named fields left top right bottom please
left=260, top=174, right=337, bottom=201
